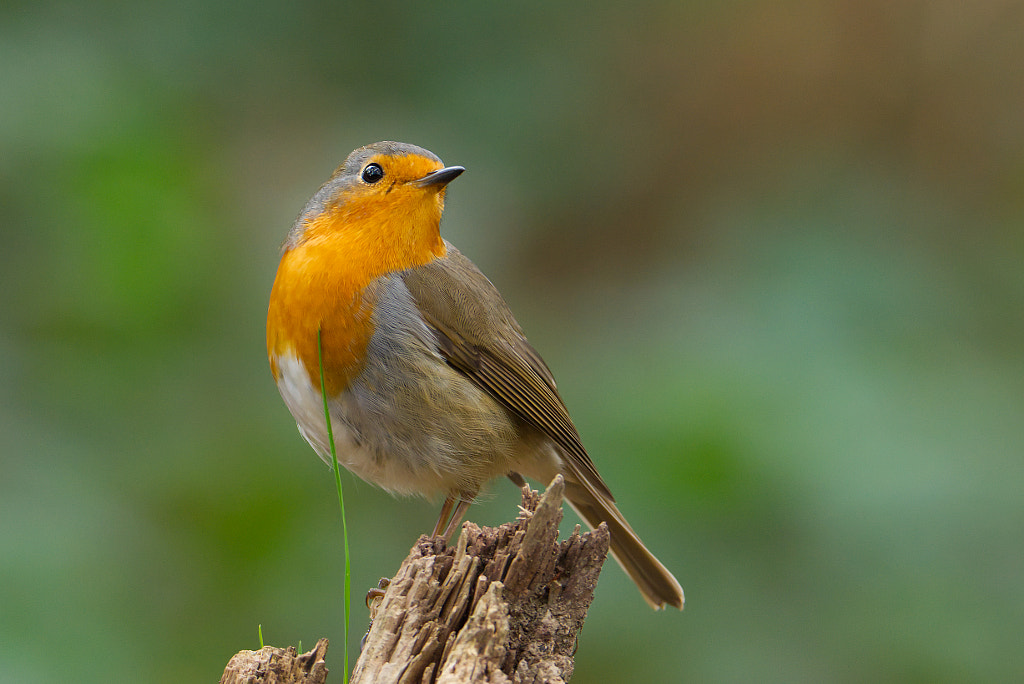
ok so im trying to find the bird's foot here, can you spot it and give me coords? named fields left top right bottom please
left=361, top=577, right=392, bottom=651
left=364, top=577, right=391, bottom=616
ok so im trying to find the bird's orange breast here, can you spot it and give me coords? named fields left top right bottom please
left=267, top=237, right=372, bottom=397
left=266, top=193, right=447, bottom=396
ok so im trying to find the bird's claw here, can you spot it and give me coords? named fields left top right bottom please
left=365, top=577, right=391, bottom=615
left=361, top=577, right=392, bottom=652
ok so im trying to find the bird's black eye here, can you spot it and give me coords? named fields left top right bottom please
left=361, top=163, right=384, bottom=184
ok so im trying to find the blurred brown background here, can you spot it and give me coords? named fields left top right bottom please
left=2, top=1, right=1023, bottom=681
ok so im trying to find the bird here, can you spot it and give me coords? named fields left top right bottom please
left=266, top=141, right=684, bottom=610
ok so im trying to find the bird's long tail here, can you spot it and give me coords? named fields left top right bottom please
left=563, top=478, right=684, bottom=610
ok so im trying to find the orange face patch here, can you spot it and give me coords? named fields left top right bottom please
left=267, top=152, right=450, bottom=395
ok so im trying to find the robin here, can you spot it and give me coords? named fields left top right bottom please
left=266, top=141, right=684, bottom=610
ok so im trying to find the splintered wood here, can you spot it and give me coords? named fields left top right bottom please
left=353, top=476, right=609, bottom=684
left=220, top=639, right=329, bottom=684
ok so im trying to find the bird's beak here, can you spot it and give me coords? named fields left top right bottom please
left=413, top=165, right=465, bottom=188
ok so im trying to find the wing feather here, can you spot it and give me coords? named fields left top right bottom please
left=400, top=243, right=613, bottom=500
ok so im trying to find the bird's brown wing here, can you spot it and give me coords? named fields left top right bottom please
left=400, top=243, right=613, bottom=500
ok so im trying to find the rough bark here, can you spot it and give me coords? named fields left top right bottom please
left=220, top=638, right=329, bottom=684
left=220, top=475, right=609, bottom=684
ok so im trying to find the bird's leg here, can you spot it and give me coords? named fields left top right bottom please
left=507, top=471, right=527, bottom=488
left=431, top=496, right=456, bottom=539
left=441, top=497, right=473, bottom=541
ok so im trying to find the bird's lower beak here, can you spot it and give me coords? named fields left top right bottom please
left=413, top=165, right=465, bottom=188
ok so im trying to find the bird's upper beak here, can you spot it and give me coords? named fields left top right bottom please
left=413, top=165, right=465, bottom=188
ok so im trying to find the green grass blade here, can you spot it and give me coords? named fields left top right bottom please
left=317, top=328, right=351, bottom=684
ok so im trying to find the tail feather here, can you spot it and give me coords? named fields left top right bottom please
left=563, top=479, right=684, bottom=610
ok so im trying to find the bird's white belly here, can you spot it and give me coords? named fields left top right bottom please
left=272, top=351, right=457, bottom=497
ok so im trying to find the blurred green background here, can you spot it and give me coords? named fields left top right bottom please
left=2, top=1, right=1023, bottom=682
